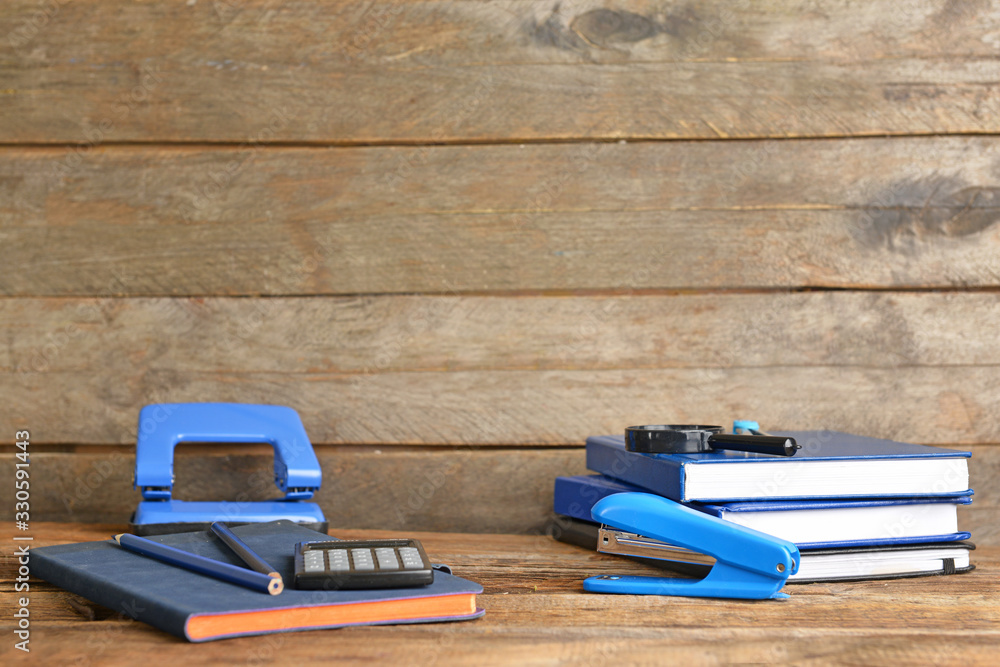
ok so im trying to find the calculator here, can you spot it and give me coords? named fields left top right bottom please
left=293, top=539, right=435, bottom=590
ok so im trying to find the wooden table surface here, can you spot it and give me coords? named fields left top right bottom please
left=3, top=523, right=998, bottom=665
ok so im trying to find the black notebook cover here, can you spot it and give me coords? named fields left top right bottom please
left=32, top=521, right=484, bottom=642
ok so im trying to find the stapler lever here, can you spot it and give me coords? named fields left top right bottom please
left=583, top=492, right=799, bottom=600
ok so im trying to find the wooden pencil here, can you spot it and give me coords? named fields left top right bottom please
left=210, top=522, right=283, bottom=582
left=113, top=533, right=283, bottom=595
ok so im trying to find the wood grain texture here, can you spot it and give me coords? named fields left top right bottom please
left=3, top=137, right=1000, bottom=295
left=4, top=524, right=998, bottom=664
left=5, top=365, right=1000, bottom=446
left=0, top=445, right=994, bottom=540
left=2, top=1, right=1000, bottom=143
left=12, top=625, right=1000, bottom=666
left=4, top=291, right=1000, bottom=446
left=4, top=292, right=1000, bottom=376
left=4, top=4, right=999, bottom=658
left=0, top=447, right=592, bottom=533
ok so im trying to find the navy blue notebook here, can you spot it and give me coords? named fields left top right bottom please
left=586, top=431, right=971, bottom=502
left=555, top=474, right=972, bottom=549
left=31, top=521, right=484, bottom=642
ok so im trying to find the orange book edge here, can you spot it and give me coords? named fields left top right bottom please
left=186, top=592, right=479, bottom=641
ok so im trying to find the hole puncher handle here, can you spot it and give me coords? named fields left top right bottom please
left=133, top=403, right=322, bottom=501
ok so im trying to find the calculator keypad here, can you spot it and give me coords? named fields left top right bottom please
left=327, top=549, right=350, bottom=572
left=374, top=547, right=399, bottom=570
left=351, top=548, right=376, bottom=571
left=399, top=547, right=423, bottom=569
left=294, top=539, right=434, bottom=590
left=303, top=549, right=326, bottom=572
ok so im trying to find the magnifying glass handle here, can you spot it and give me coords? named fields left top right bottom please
left=706, top=433, right=800, bottom=456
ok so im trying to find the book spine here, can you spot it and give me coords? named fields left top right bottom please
left=31, top=550, right=191, bottom=640
left=555, top=475, right=726, bottom=520
left=795, top=532, right=973, bottom=550
left=585, top=437, right=687, bottom=501
left=553, top=478, right=601, bottom=521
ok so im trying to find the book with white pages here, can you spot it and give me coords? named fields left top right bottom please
left=554, top=475, right=973, bottom=549
left=585, top=431, right=971, bottom=503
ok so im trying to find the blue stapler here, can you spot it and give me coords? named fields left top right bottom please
left=130, top=403, right=328, bottom=535
left=583, top=492, right=799, bottom=599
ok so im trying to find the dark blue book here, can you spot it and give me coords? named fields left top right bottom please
left=586, top=431, right=971, bottom=502
left=555, top=474, right=972, bottom=549
left=31, top=521, right=483, bottom=642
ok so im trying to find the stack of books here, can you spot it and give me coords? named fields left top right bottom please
left=552, top=430, right=975, bottom=583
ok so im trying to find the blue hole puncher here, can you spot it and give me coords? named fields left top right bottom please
left=584, top=492, right=800, bottom=600
left=130, top=403, right=328, bottom=536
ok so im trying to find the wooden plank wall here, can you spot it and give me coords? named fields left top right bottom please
left=2, top=0, right=998, bottom=541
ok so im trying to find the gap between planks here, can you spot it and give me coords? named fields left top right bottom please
left=3, top=131, right=1000, bottom=151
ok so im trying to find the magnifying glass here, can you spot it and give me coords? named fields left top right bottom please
left=625, top=424, right=800, bottom=457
